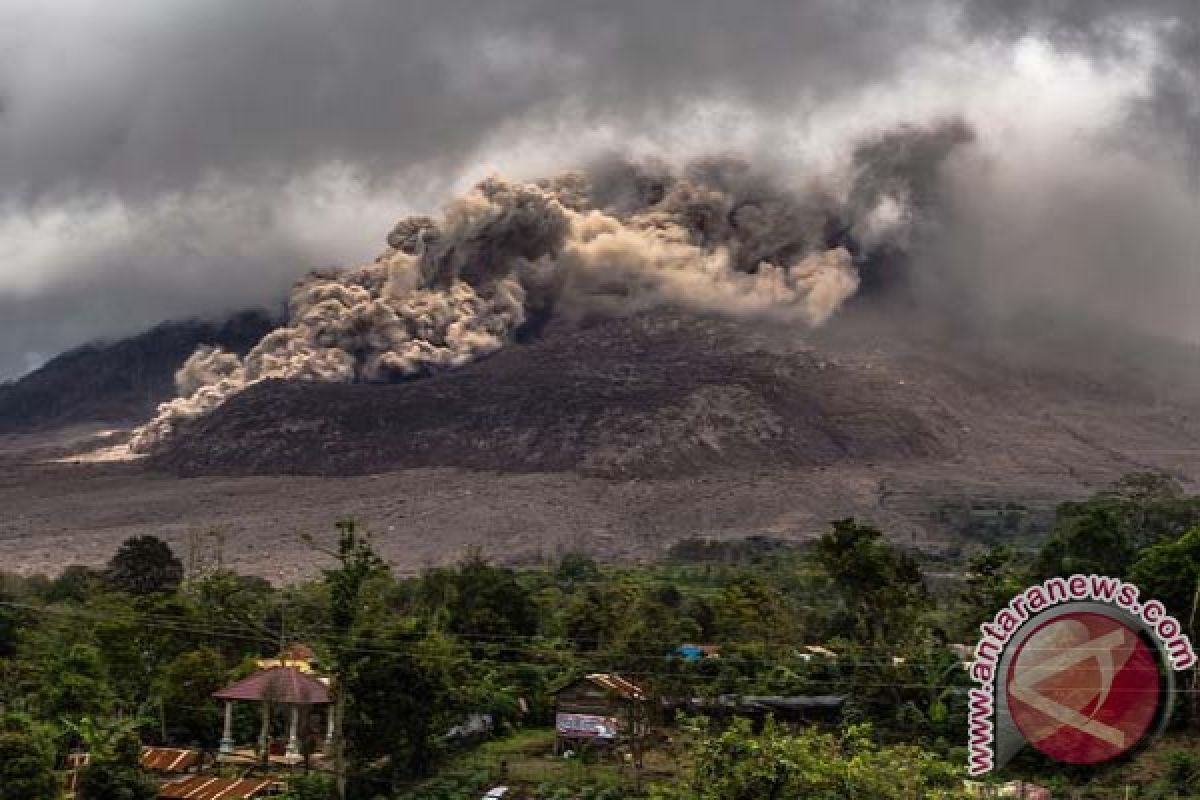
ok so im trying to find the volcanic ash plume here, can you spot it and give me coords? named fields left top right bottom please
left=130, top=134, right=964, bottom=453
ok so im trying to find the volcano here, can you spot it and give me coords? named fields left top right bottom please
left=149, top=312, right=948, bottom=478
left=146, top=306, right=1200, bottom=485
left=4, top=305, right=1200, bottom=578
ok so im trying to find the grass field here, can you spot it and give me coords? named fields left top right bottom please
left=404, top=727, right=684, bottom=797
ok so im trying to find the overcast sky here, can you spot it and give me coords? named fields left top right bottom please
left=0, top=0, right=1197, bottom=380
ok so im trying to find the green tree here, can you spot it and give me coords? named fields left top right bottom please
left=1105, top=472, right=1200, bottom=548
left=38, top=643, right=115, bottom=722
left=556, top=553, right=602, bottom=585
left=45, top=565, right=103, bottom=605
left=1130, top=527, right=1200, bottom=619
left=281, top=773, right=335, bottom=800
left=156, top=648, right=226, bottom=747
left=1033, top=505, right=1134, bottom=579
left=0, top=599, right=18, bottom=660
left=342, top=628, right=462, bottom=796
left=437, top=551, right=539, bottom=640
left=560, top=587, right=621, bottom=652
left=105, top=536, right=184, bottom=596
left=183, top=570, right=278, bottom=662
left=962, top=545, right=1025, bottom=628
left=71, top=716, right=156, bottom=800
left=714, top=573, right=788, bottom=645
left=1165, top=750, right=1199, bottom=796
left=316, top=518, right=388, bottom=800
left=614, top=583, right=701, bottom=675
left=1033, top=473, right=1200, bottom=580
left=0, top=713, right=59, bottom=800
left=1131, top=527, right=1200, bottom=730
left=649, top=717, right=967, bottom=799
left=812, top=518, right=927, bottom=645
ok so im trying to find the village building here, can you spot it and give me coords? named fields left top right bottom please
left=797, top=644, right=837, bottom=661
left=64, top=746, right=207, bottom=797
left=139, top=746, right=206, bottom=774
left=553, top=673, right=647, bottom=757
left=255, top=642, right=319, bottom=673
left=213, top=664, right=332, bottom=763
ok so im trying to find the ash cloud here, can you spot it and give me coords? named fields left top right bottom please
left=0, top=0, right=1198, bottom=383
left=132, top=141, right=964, bottom=451
left=958, top=0, right=1200, bottom=178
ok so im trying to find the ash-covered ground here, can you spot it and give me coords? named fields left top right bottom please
left=4, top=308, right=1199, bottom=581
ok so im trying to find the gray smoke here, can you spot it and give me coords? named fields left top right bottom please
left=130, top=136, right=969, bottom=451
left=1, top=1, right=1198, bottom=381
left=959, top=0, right=1199, bottom=166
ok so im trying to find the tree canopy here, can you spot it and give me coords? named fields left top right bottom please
left=105, top=535, right=184, bottom=596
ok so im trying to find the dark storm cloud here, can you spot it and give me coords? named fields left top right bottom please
left=0, top=0, right=1197, bottom=380
left=0, top=0, right=951, bottom=380
left=0, top=0, right=937, bottom=205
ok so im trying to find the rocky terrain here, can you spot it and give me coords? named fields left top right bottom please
left=153, top=313, right=947, bottom=478
left=2, top=307, right=1200, bottom=580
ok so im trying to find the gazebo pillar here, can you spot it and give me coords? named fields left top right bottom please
left=325, top=706, right=335, bottom=751
left=219, top=700, right=235, bottom=754
left=259, top=700, right=271, bottom=756
left=285, top=705, right=301, bottom=763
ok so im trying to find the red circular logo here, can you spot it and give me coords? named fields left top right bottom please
left=1005, top=612, right=1161, bottom=764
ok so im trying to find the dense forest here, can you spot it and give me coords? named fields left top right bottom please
left=0, top=472, right=1197, bottom=799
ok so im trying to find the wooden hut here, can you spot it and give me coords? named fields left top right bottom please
left=553, top=673, right=646, bottom=757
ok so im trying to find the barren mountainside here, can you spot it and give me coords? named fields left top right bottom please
left=151, top=313, right=949, bottom=477
left=0, top=310, right=275, bottom=433
left=150, top=310, right=1200, bottom=486
left=5, top=309, right=1200, bottom=578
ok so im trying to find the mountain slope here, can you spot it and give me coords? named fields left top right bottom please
left=149, top=310, right=1200, bottom=484
left=152, top=313, right=948, bottom=477
left=5, top=310, right=1200, bottom=577
left=0, top=310, right=276, bottom=432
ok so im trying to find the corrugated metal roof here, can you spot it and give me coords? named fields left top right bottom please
left=157, top=776, right=276, bottom=799
left=66, top=747, right=201, bottom=773
left=584, top=673, right=645, bottom=701
left=142, top=747, right=201, bottom=772
left=213, top=666, right=331, bottom=704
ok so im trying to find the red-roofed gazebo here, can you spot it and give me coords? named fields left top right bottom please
left=214, top=666, right=332, bottom=761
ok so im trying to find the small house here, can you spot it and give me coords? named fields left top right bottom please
left=553, top=673, right=646, bottom=754
left=255, top=642, right=319, bottom=673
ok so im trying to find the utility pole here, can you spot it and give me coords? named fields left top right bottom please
left=626, top=695, right=645, bottom=792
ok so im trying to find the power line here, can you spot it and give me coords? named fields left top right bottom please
left=4, top=601, right=1195, bottom=693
